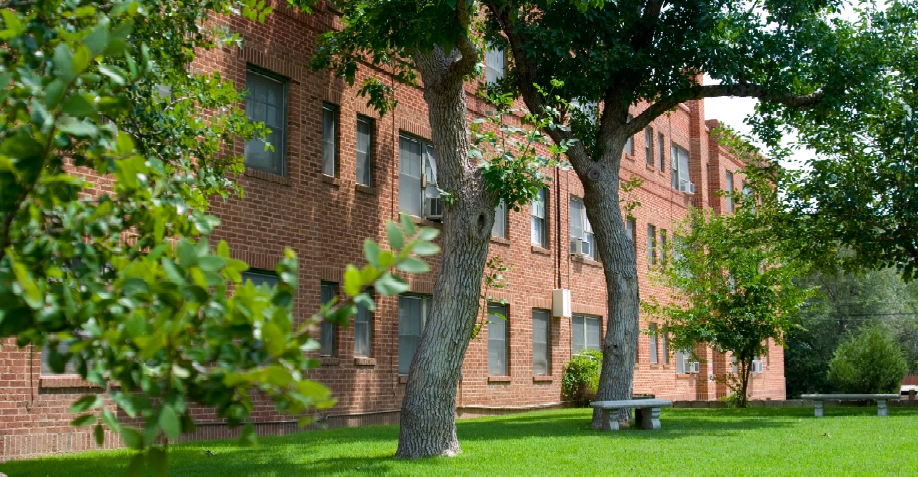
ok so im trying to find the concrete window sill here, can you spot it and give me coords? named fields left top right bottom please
left=244, top=167, right=290, bottom=186
left=488, top=376, right=512, bottom=383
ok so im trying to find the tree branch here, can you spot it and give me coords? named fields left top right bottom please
left=629, top=84, right=824, bottom=137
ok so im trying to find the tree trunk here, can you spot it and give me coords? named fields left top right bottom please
left=576, top=137, right=642, bottom=430
left=396, top=46, right=495, bottom=458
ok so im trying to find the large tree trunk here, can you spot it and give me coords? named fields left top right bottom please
left=578, top=137, right=641, bottom=429
left=396, top=46, right=495, bottom=458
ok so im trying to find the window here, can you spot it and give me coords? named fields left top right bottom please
left=242, top=270, right=279, bottom=288
left=492, top=200, right=508, bottom=239
left=531, top=188, right=548, bottom=247
left=657, top=132, right=665, bottom=171
left=649, top=324, right=659, bottom=364
left=320, top=282, right=338, bottom=356
left=399, top=135, right=438, bottom=217
left=322, top=103, right=339, bottom=177
left=245, top=68, right=288, bottom=176
left=41, top=341, right=78, bottom=376
left=671, top=144, right=690, bottom=191
left=624, top=115, right=634, bottom=155
left=572, top=314, right=601, bottom=355
left=659, top=230, right=668, bottom=267
left=645, top=127, right=654, bottom=166
left=485, top=46, right=505, bottom=85
left=354, top=291, right=373, bottom=358
left=661, top=327, right=669, bottom=364
left=647, top=224, right=656, bottom=265
left=570, top=197, right=595, bottom=259
left=676, top=349, right=691, bottom=374
left=626, top=218, right=636, bottom=252
left=725, top=171, right=734, bottom=212
left=398, top=295, right=430, bottom=374
left=488, top=303, right=509, bottom=375
left=532, top=309, right=551, bottom=375
left=742, top=180, right=755, bottom=212
left=356, top=115, right=374, bottom=186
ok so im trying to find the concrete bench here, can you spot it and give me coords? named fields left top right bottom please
left=590, top=399, right=673, bottom=431
left=801, top=394, right=901, bottom=417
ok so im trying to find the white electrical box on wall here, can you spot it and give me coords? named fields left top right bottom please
left=552, top=289, right=572, bottom=318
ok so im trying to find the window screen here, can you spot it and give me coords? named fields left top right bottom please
left=244, top=69, right=287, bottom=176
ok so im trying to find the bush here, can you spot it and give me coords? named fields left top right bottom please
left=828, top=325, right=908, bottom=394
left=561, top=350, right=603, bottom=407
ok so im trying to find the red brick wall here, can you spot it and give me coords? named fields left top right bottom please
left=0, top=1, right=785, bottom=460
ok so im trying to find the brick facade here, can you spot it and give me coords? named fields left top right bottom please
left=0, top=2, right=784, bottom=460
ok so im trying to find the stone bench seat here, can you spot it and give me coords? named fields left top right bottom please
left=801, top=394, right=901, bottom=417
left=590, top=399, right=673, bottom=431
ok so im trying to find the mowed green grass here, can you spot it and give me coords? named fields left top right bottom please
left=3, top=406, right=917, bottom=476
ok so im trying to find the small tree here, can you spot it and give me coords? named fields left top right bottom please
left=561, top=349, right=602, bottom=407
left=828, top=325, right=908, bottom=394
left=644, top=202, right=813, bottom=407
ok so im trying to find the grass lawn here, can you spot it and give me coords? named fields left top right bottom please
left=3, top=406, right=917, bottom=476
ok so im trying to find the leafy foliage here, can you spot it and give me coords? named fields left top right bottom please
left=828, top=325, right=908, bottom=394
left=561, top=349, right=602, bottom=407
left=765, top=1, right=918, bottom=281
left=0, top=1, right=438, bottom=474
left=643, top=201, right=815, bottom=407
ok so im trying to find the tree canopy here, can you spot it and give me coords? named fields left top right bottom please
left=0, top=1, right=438, bottom=473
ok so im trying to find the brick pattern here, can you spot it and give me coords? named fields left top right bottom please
left=0, top=5, right=785, bottom=460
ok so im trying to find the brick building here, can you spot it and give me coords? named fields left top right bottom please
left=0, top=2, right=785, bottom=460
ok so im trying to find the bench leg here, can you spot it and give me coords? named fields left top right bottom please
left=877, top=400, right=888, bottom=417
left=640, top=407, right=662, bottom=430
left=814, top=401, right=824, bottom=417
left=601, top=409, right=620, bottom=431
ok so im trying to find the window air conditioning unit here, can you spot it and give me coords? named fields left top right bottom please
left=679, top=181, right=695, bottom=195
left=681, top=356, right=699, bottom=374
left=752, top=360, right=763, bottom=374
left=424, top=196, right=443, bottom=220
left=570, top=238, right=591, bottom=257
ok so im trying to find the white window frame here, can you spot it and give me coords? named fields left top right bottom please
left=322, top=103, right=339, bottom=177
left=398, top=134, right=438, bottom=217
left=320, top=282, right=338, bottom=357
left=485, top=46, right=506, bottom=85
left=657, top=132, right=665, bottom=171
left=531, top=187, right=548, bottom=247
left=356, top=115, right=374, bottom=186
left=645, top=127, right=654, bottom=166
left=647, top=224, right=656, bottom=265
left=492, top=199, right=508, bottom=239
left=532, top=309, right=551, bottom=376
left=569, top=197, right=595, bottom=260
left=572, top=314, right=601, bottom=355
left=671, top=144, right=690, bottom=191
left=354, top=290, right=373, bottom=358
left=649, top=323, right=659, bottom=364
left=487, top=303, right=509, bottom=376
left=725, top=171, right=734, bottom=212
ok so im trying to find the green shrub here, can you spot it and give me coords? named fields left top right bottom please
left=561, top=350, right=603, bottom=407
left=828, top=325, right=908, bottom=394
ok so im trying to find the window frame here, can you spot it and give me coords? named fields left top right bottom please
left=569, top=197, right=595, bottom=260
left=40, top=341, right=80, bottom=377
left=649, top=323, right=659, bottom=364
left=322, top=103, right=340, bottom=177
left=485, top=45, right=506, bottom=85
left=241, top=269, right=279, bottom=289
left=356, top=115, right=375, bottom=186
left=657, top=132, right=665, bottom=171
left=645, top=127, right=654, bottom=166
left=624, top=115, right=634, bottom=155
left=320, top=281, right=338, bottom=357
left=354, top=290, right=374, bottom=358
left=244, top=66, right=289, bottom=177
left=398, top=134, right=438, bottom=217
left=398, top=294, right=431, bottom=375
left=487, top=303, right=510, bottom=376
left=532, top=309, right=551, bottom=376
left=571, top=314, right=602, bottom=355
left=492, top=199, right=508, bottom=239
left=531, top=187, right=548, bottom=248
left=647, top=224, right=656, bottom=265
left=671, top=144, right=690, bottom=191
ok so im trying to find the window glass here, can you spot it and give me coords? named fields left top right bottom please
left=532, top=309, right=550, bottom=375
left=242, top=270, right=279, bottom=288
left=487, top=303, right=509, bottom=375
left=649, top=324, right=658, bottom=364
left=657, top=132, right=665, bottom=171
left=624, top=115, right=634, bottom=155
left=661, top=327, right=669, bottom=364
left=398, top=295, right=430, bottom=374
left=354, top=291, right=373, bottom=358
left=486, top=46, right=505, bottom=85
left=531, top=188, right=548, bottom=247
left=671, top=144, right=690, bottom=190
left=399, top=135, right=438, bottom=217
left=320, top=282, right=338, bottom=356
left=40, top=341, right=79, bottom=376
left=356, top=116, right=373, bottom=186
left=660, top=230, right=668, bottom=267
left=245, top=69, right=287, bottom=176
left=570, top=198, right=595, bottom=259
left=572, top=314, right=601, bottom=354
left=492, top=200, right=508, bottom=239
left=645, top=127, right=654, bottom=165
left=322, top=104, right=338, bottom=177
left=725, top=171, right=734, bottom=212
left=647, top=224, right=656, bottom=265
